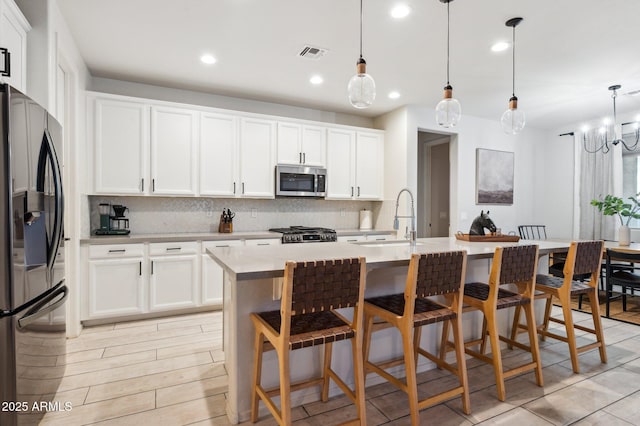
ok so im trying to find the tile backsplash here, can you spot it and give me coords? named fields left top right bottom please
left=87, top=196, right=383, bottom=235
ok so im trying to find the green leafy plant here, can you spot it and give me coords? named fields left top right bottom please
left=591, top=193, right=640, bottom=226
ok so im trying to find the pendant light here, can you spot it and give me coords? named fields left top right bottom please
left=500, top=17, right=525, bottom=135
left=435, top=0, right=461, bottom=128
left=347, top=0, right=375, bottom=108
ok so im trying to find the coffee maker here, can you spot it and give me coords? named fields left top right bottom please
left=94, top=203, right=131, bottom=235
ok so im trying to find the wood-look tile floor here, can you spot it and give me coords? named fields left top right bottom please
left=38, top=307, right=640, bottom=425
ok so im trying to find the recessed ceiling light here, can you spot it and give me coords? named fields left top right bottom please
left=491, top=41, right=509, bottom=52
left=390, top=4, right=411, bottom=19
left=200, top=54, right=217, bottom=65
left=388, top=91, right=400, bottom=99
left=310, top=75, right=323, bottom=85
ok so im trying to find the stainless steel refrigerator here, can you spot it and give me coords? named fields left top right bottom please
left=0, top=84, right=68, bottom=425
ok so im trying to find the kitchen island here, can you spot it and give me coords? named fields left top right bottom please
left=208, top=237, right=571, bottom=424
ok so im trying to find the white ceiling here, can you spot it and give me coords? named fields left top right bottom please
left=56, top=0, right=640, bottom=130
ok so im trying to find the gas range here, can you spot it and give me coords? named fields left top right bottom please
left=269, top=226, right=337, bottom=244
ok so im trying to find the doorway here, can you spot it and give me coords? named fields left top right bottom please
left=417, top=131, right=451, bottom=237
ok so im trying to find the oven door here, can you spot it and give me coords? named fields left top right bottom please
left=276, top=165, right=322, bottom=197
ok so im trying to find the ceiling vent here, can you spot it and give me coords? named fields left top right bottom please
left=298, top=45, right=328, bottom=60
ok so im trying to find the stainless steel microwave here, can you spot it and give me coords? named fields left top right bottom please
left=275, top=165, right=326, bottom=197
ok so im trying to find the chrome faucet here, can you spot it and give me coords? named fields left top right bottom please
left=393, top=188, right=417, bottom=247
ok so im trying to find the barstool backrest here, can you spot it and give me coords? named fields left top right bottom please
left=573, top=241, right=604, bottom=276
left=414, top=251, right=467, bottom=298
left=288, top=257, right=365, bottom=315
left=499, top=245, right=539, bottom=285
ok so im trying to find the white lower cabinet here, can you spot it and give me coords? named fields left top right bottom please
left=201, top=240, right=243, bottom=306
left=149, top=242, right=199, bottom=311
left=88, top=244, right=145, bottom=319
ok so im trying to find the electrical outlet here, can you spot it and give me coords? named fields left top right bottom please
left=251, top=208, right=258, bottom=218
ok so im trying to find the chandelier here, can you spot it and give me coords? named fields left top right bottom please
left=583, top=85, right=640, bottom=154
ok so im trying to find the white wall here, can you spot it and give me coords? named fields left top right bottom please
left=377, top=104, right=547, bottom=237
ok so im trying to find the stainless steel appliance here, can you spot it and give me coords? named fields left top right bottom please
left=0, top=84, right=68, bottom=425
left=269, top=226, right=337, bottom=244
left=275, top=164, right=326, bottom=197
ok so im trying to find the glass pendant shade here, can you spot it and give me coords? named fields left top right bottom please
left=348, top=58, right=376, bottom=109
left=436, top=85, right=461, bottom=128
left=501, top=96, right=526, bottom=134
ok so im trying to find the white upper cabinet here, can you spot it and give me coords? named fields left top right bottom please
left=326, top=128, right=356, bottom=199
left=277, top=122, right=326, bottom=166
left=93, top=97, right=149, bottom=194
left=301, top=125, right=326, bottom=166
left=199, top=112, right=238, bottom=197
left=89, top=92, right=381, bottom=199
left=239, top=117, right=276, bottom=198
left=0, top=0, right=30, bottom=93
left=326, top=128, right=383, bottom=200
left=355, top=131, right=384, bottom=200
left=150, top=106, right=198, bottom=195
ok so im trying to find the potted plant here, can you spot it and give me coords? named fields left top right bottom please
left=591, top=193, right=640, bottom=245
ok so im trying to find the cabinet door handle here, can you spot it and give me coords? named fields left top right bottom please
left=351, top=186, right=354, bottom=197
left=216, top=244, right=230, bottom=248
left=242, top=182, right=245, bottom=194
left=108, top=249, right=126, bottom=253
left=151, top=261, right=154, bottom=275
left=302, top=152, right=306, bottom=164
left=257, top=243, right=269, bottom=246
left=139, top=261, right=142, bottom=276
left=152, top=179, right=155, bottom=192
left=166, top=247, right=181, bottom=252
left=299, top=152, right=302, bottom=164
left=141, top=178, right=145, bottom=192
left=0, top=48, right=10, bottom=77
left=233, top=182, right=236, bottom=194
left=357, top=186, right=361, bottom=197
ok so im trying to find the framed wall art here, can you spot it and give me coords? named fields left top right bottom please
left=476, top=148, right=514, bottom=205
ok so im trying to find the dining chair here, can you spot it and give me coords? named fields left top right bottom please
left=605, top=248, right=640, bottom=317
left=517, top=225, right=547, bottom=240
left=456, top=244, right=543, bottom=402
left=534, top=240, right=607, bottom=373
left=362, top=251, right=470, bottom=424
left=250, top=257, right=367, bottom=426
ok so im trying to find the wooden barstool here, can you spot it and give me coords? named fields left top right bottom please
left=449, top=244, right=543, bottom=402
left=362, top=251, right=470, bottom=425
left=250, top=257, right=367, bottom=426
left=532, top=240, right=607, bottom=373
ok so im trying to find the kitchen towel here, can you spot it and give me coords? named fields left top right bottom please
left=359, top=209, right=372, bottom=230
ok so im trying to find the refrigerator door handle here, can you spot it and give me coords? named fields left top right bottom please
left=0, top=280, right=66, bottom=320
left=36, top=129, right=64, bottom=271
left=17, top=280, right=68, bottom=329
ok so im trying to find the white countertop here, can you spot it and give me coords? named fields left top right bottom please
left=80, top=229, right=396, bottom=245
left=207, top=237, right=571, bottom=281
